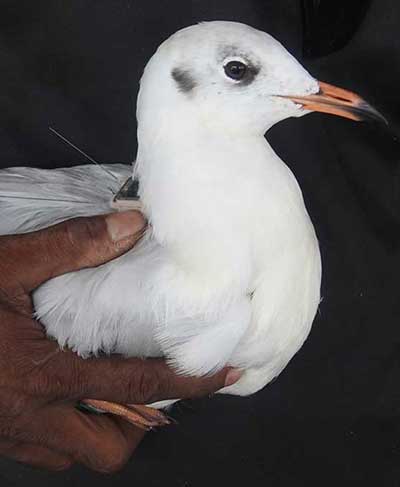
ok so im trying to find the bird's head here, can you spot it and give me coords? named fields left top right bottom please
left=137, top=21, right=385, bottom=137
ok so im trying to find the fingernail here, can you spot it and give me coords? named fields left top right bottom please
left=224, top=369, right=243, bottom=387
left=106, top=211, right=146, bottom=242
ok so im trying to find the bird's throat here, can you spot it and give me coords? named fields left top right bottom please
left=135, top=126, right=300, bottom=284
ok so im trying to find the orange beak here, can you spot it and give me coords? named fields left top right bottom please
left=281, top=81, right=387, bottom=124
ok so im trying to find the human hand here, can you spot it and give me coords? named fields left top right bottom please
left=0, top=211, right=240, bottom=472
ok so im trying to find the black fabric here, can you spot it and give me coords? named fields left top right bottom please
left=301, top=0, right=373, bottom=58
left=0, top=1, right=399, bottom=485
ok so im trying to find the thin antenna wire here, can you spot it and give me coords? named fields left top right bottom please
left=0, top=195, right=91, bottom=204
left=49, top=126, right=120, bottom=184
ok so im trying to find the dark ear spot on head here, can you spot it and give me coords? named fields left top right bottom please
left=171, top=68, right=197, bottom=93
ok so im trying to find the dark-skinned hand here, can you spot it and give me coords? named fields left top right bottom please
left=0, top=211, right=241, bottom=473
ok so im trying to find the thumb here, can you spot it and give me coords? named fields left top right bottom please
left=0, top=211, right=146, bottom=293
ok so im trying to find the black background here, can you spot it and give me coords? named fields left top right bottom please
left=0, top=0, right=399, bottom=485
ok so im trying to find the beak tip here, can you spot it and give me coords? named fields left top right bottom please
left=357, top=101, right=388, bottom=126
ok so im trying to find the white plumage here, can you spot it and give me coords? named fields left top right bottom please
left=0, top=22, right=323, bottom=400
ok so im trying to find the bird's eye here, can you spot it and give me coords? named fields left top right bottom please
left=224, top=61, right=247, bottom=81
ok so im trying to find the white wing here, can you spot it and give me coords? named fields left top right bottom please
left=0, top=164, right=249, bottom=377
left=0, top=164, right=130, bottom=233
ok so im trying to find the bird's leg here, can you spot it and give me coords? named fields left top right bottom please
left=80, top=399, right=171, bottom=431
left=126, top=403, right=175, bottom=425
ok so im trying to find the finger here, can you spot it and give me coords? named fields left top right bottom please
left=0, top=439, right=73, bottom=471
left=16, top=404, right=145, bottom=473
left=30, top=349, right=242, bottom=404
left=0, top=211, right=146, bottom=293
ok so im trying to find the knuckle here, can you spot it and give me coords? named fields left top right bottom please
left=93, top=444, right=130, bottom=474
left=64, top=217, right=108, bottom=265
left=27, top=350, right=81, bottom=400
left=0, top=389, right=30, bottom=419
left=68, top=217, right=100, bottom=242
left=27, top=366, right=60, bottom=399
left=129, top=363, right=163, bottom=403
left=37, top=372, right=63, bottom=399
left=6, top=395, right=30, bottom=417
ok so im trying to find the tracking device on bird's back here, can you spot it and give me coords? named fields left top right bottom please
left=111, top=177, right=142, bottom=211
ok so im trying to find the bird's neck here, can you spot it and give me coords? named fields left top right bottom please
left=135, top=115, right=304, bottom=284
